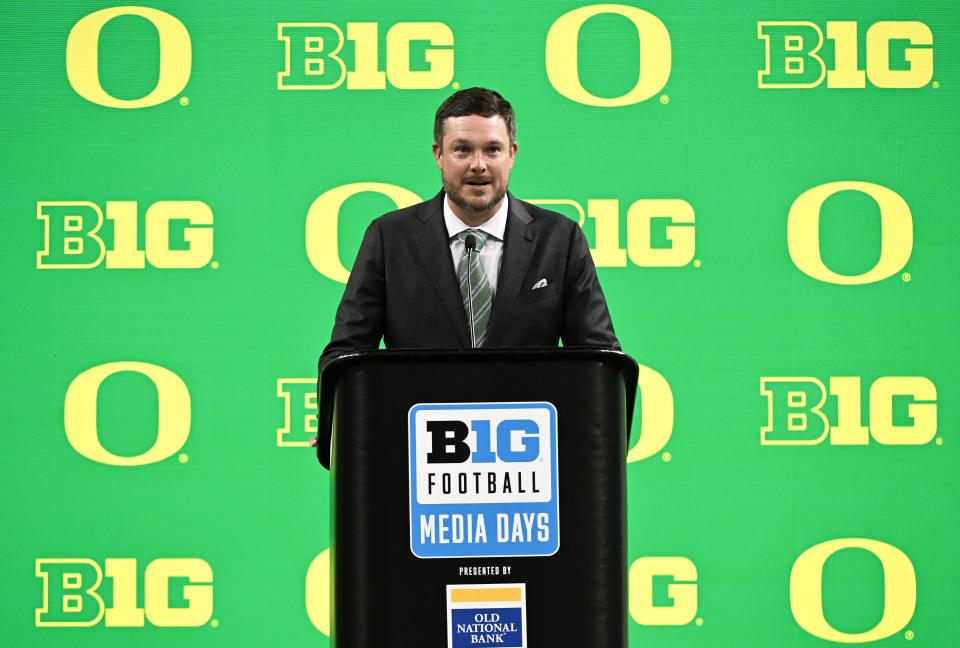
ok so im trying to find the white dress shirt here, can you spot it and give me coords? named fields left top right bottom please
left=443, top=193, right=507, bottom=295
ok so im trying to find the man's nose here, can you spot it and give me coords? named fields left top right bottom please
left=469, top=151, right=486, bottom=172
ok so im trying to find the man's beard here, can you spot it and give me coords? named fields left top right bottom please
left=443, top=174, right=508, bottom=214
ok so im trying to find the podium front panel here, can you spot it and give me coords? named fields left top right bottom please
left=329, top=353, right=630, bottom=647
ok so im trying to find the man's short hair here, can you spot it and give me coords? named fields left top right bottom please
left=433, top=87, right=516, bottom=147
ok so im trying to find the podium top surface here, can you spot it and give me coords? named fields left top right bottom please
left=315, top=348, right=638, bottom=468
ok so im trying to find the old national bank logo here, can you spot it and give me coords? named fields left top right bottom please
left=277, top=21, right=454, bottom=90
left=36, top=201, right=215, bottom=269
left=760, top=376, right=938, bottom=446
left=36, top=558, right=213, bottom=628
left=409, top=402, right=559, bottom=559
left=758, top=20, right=933, bottom=88
left=447, top=584, right=527, bottom=648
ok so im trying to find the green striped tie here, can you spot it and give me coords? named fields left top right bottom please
left=456, top=229, right=493, bottom=347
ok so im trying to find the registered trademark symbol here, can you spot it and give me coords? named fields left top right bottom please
left=905, top=629, right=915, bottom=640
left=452, top=81, right=460, bottom=89
left=210, top=260, right=220, bottom=270
left=932, top=81, right=939, bottom=89
left=179, top=96, right=190, bottom=106
left=693, top=259, right=702, bottom=268
left=901, top=272, right=912, bottom=283
left=936, top=437, right=943, bottom=446
left=659, top=94, right=670, bottom=105
left=661, top=451, right=672, bottom=463
left=178, top=453, right=189, bottom=464
left=695, top=617, right=704, bottom=626
left=211, top=618, right=220, bottom=628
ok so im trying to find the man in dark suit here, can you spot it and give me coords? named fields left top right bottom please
left=319, top=87, right=619, bottom=373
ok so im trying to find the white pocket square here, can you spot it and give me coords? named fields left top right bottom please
left=532, top=278, right=548, bottom=290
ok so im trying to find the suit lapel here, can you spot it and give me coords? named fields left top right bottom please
left=485, top=193, right=536, bottom=347
left=415, top=191, right=470, bottom=346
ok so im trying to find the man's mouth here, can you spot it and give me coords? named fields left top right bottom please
left=465, top=180, right=491, bottom=186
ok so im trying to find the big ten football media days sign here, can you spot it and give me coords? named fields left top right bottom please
left=409, top=402, right=559, bottom=559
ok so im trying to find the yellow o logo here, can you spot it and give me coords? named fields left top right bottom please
left=306, top=182, right=422, bottom=283
left=305, top=550, right=330, bottom=636
left=787, top=181, right=913, bottom=284
left=64, top=362, right=191, bottom=466
left=546, top=4, right=671, bottom=106
left=790, top=538, right=916, bottom=642
left=66, top=7, right=191, bottom=108
left=626, top=365, right=674, bottom=463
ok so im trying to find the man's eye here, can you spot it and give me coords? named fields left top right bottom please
left=487, top=148, right=501, bottom=154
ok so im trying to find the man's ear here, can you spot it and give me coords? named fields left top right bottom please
left=507, top=141, right=518, bottom=168
left=432, top=141, right=442, bottom=169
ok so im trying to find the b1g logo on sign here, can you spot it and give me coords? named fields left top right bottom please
left=409, top=402, right=559, bottom=559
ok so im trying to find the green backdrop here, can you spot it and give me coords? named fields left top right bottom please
left=2, top=1, right=957, bottom=645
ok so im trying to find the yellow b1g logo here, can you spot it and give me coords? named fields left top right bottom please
left=758, top=21, right=933, bottom=88
left=36, top=558, right=213, bottom=628
left=760, top=376, right=937, bottom=446
left=529, top=197, right=695, bottom=268
left=278, top=21, right=453, bottom=90
left=37, top=201, right=214, bottom=269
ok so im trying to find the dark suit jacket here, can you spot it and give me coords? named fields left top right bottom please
left=318, top=190, right=619, bottom=372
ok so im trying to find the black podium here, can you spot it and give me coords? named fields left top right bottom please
left=317, top=348, right=637, bottom=648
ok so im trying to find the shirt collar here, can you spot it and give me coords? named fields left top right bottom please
left=443, top=193, right=508, bottom=242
